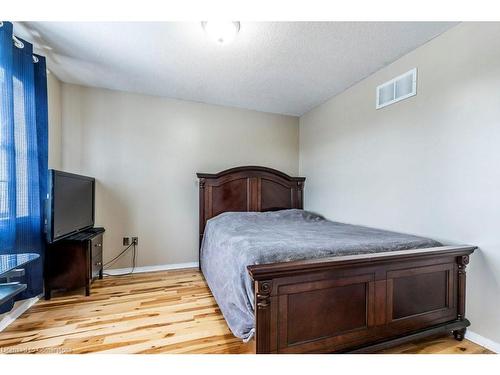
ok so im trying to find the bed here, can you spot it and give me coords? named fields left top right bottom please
left=197, top=166, right=475, bottom=354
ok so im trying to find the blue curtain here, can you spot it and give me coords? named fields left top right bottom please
left=0, top=21, right=48, bottom=312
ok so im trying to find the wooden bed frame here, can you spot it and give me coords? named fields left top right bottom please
left=197, top=166, right=475, bottom=354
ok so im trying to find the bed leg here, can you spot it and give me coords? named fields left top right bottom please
left=453, top=328, right=466, bottom=341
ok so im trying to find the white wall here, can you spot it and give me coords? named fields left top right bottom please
left=300, top=22, right=500, bottom=344
left=47, top=72, right=62, bottom=169
left=61, top=84, right=299, bottom=268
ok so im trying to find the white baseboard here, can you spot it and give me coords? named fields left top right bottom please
left=0, top=296, right=39, bottom=332
left=466, top=330, right=500, bottom=353
left=105, top=261, right=199, bottom=276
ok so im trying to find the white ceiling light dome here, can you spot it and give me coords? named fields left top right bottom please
left=201, top=21, right=240, bottom=45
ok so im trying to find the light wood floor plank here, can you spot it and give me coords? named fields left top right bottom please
left=0, top=269, right=493, bottom=354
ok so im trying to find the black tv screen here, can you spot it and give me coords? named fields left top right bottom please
left=46, top=170, right=95, bottom=242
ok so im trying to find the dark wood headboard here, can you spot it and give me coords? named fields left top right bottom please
left=197, top=166, right=305, bottom=248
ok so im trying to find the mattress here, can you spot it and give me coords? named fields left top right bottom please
left=200, top=209, right=442, bottom=341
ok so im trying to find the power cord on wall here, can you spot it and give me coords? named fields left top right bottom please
left=103, top=239, right=138, bottom=277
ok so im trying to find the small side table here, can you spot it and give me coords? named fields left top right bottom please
left=0, top=253, right=40, bottom=312
left=44, top=227, right=105, bottom=300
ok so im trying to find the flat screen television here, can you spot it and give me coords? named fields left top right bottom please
left=45, top=170, right=95, bottom=243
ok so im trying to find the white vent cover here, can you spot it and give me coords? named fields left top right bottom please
left=376, top=68, right=417, bottom=109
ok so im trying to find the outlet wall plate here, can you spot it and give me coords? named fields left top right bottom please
left=123, top=237, right=130, bottom=246
left=132, top=237, right=138, bottom=245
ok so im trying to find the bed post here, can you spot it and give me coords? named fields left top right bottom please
left=296, top=180, right=304, bottom=208
left=255, top=280, right=273, bottom=354
left=453, top=254, right=469, bottom=341
left=198, top=178, right=206, bottom=271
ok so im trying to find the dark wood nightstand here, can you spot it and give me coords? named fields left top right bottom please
left=44, top=227, right=105, bottom=300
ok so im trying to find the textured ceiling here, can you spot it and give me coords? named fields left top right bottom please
left=18, top=22, right=457, bottom=116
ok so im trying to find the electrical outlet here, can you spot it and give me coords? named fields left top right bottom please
left=123, top=237, right=130, bottom=246
left=132, top=237, right=138, bottom=245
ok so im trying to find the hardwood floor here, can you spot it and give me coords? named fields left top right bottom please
left=0, top=269, right=493, bottom=354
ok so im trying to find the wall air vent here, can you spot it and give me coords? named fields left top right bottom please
left=376, top=68, right=417, bottom=109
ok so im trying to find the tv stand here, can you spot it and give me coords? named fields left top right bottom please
left=44, top=227, right=105, bottom=300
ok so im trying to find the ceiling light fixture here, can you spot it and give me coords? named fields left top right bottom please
left=201, top=21, right=240, bottom=45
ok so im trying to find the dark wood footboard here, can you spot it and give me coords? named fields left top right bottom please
left=248, top=245, right=475, bottom=354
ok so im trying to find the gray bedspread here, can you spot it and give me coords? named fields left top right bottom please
left=200, top=209, right=441, bottom=341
